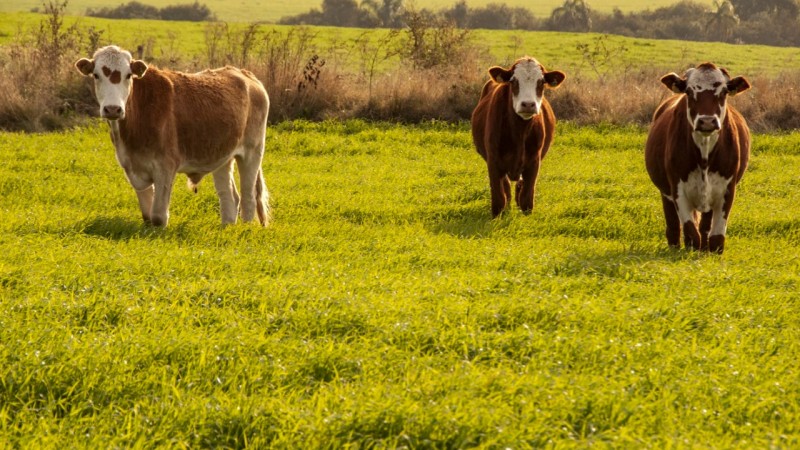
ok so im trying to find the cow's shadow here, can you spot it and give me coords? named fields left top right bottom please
left=546, top=244, right=700, bottom=281
left=79, top=215, right=173, bottom=240
left=425, top=204, right=505, bottom=238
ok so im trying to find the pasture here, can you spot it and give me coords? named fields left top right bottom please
left=1, top=119, right=799, bottom=447
left=3, top=0, right=685, bottom=24
left=4, top=11, right=800, bottom=76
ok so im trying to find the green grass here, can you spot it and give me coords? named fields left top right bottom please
left=2, top=0, right=685, bottom=24
left=4, top=11, right=800, bottom=78
left=1, top=120, right=800, bottom=447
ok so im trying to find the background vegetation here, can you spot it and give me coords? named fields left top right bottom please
left=1, top=0, right=682, bottom=24
left=2, top=120, right=800, bottom=447
left=2, top=4, right=800, bottom=133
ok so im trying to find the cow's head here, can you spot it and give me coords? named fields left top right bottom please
left=75, top=45, right=148, bottom=121
left=489, top=57, right=566, bottom=120
left=660, top=62, right=750, bottom=135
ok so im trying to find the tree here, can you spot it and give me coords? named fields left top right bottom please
left=729, top=0, right=799, bottom=20
left=548, top=0, right=593, bottom=32
left=706, top=0, right=739, bottom=41
left=377, top=0, right=404, bottom=27
left=321, top=0, right=360, bottom=26
left=443, top=0, right=469, bottom=28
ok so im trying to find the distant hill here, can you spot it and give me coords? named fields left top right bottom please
left=0, top=0, right=682, bottom=24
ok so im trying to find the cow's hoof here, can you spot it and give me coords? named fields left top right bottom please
left=149, top=215, right=168, bottom=227
left=708, top=235, right=725, bottom=254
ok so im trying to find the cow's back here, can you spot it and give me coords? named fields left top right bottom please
left=170, top=67, right=268, bottom=161
left=727, top=106, right=750, bottom=183
left=471, top=81, right=555, bottom=162
left=645, top=95, right=684, bottom=195
left=645, top=94, right=750, bottom=195
left=471, top=80, right=504, bottom=160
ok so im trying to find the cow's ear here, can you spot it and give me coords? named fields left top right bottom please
left=544, top=70, right=566, bottom=88
left=660, top=73, right=686, bottom=94
left=727, top=76, right=750, bottom=96
left=75, top=58, right=95, bottom=76
left=489, top=66, right=513, bottom=83
left=130, top=60, right=148, bottom=78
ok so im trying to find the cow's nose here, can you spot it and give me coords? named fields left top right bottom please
left=519, top=101, right=538, bottom=114
left=695, top=116, right=720, bottom=132
left=103, top=105, right=123, bottom=119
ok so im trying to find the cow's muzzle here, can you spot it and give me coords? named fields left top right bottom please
left=694, top=116, right=721, bottom=133
left=102, top=105, right=124, bottom=120
left=516, top=101, right=539, bottom=120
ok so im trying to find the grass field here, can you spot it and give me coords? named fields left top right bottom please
left=3, top=11, right=800, bottom=78
left=1, top=120, right=799, bottom=447
left=2, top=0, right=684, bottom=24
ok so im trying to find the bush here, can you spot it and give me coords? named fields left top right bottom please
left=160, top=2, right=215, bottom=21
left=86, top=1, right=160, bottom=20
left=0, top=1, right=91, bottom=131
left=87, top=1, right=215, bottom=21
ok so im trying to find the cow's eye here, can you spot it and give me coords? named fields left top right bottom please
left=126, top=73, right=132, bottom=80
left=93, top=73, right=99, bottom=79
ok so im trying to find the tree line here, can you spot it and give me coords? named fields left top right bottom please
left=279, top=0, right=800, bottom=47
left=86, top=1, right=214, bottom=21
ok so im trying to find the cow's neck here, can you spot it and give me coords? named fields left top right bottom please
left=691, top=130, right=719, bottom=161
left=115, top=71, right=168, bottom=146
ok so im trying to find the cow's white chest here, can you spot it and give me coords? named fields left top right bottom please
left=692, top=131, right=719, bottom=160
left=110, top=122, right=152, bottom=190
left=677, top=168, right=730, bottom=213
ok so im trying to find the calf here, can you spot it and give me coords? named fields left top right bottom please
left=471, top=57, right=566, bottom=217
left=645, top=62, right=751, bottom=253
left=76, top=45, right=270, bottom=227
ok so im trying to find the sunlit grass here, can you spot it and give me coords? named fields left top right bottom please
left=1, top=120, right=799, bottom=447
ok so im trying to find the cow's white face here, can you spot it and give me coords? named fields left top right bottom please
left=489, top=57, right=566, bottom=120
left=75, top=45, right=148, bottom=120
left=661, top=63, right=750, bottom=135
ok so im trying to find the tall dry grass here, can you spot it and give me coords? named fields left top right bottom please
left=1, top=8, right=799, bottom=133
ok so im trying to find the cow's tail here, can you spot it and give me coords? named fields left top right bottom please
left=255, top=168, right=270, bottom=226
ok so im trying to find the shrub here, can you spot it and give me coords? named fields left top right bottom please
left=160, top=2, right=215, bottom=21
left=0, top=1, right=91, bottom=131
left=87, top=1, right=215, bottom=21
left=86, top=1, right=160, bottom=20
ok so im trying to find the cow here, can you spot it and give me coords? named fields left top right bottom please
left=471, top=56, right=566, bottom=217
left=75, top=45, right=270, bottom=227
left=645, top=62, right=751, bottom=253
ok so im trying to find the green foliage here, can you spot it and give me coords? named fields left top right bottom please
left=1, top=0, right=684, bottom=24
left=1, top=121, right=800, bottom=446
left=86, top=1, right=215, bottom=21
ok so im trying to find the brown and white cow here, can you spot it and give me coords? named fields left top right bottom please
left=645, top=62, right=751, bottom=253
left=75, top=45, right=270, bottom=227
left=471, top=57, right=566, bottom=217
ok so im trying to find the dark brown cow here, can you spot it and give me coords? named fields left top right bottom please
left=645, top=62, right=751, bottom=253
left=471, top=57, right=566, bottom=217
left=75, top=45, right=270, bottom=227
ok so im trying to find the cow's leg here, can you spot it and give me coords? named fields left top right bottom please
left=254, top=168, right=270, bottom=226
left=699, top=211, right=713, bottom=250
left=134, top=185, right=155, bottom=224
left=661, top=195, right=680, bottom=247
left=235, top=151, right=266, bottom=224
left=516, top=158, right=541, bottom=213
left=212, top=159, right=239, bottom=225
left=488, top=165, right=509, bottom=217
left=675, top=193, right=700, bottom=250
left=709, top=184, right=735, bottom=254
left=149, top=171, right=176, bottom=227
